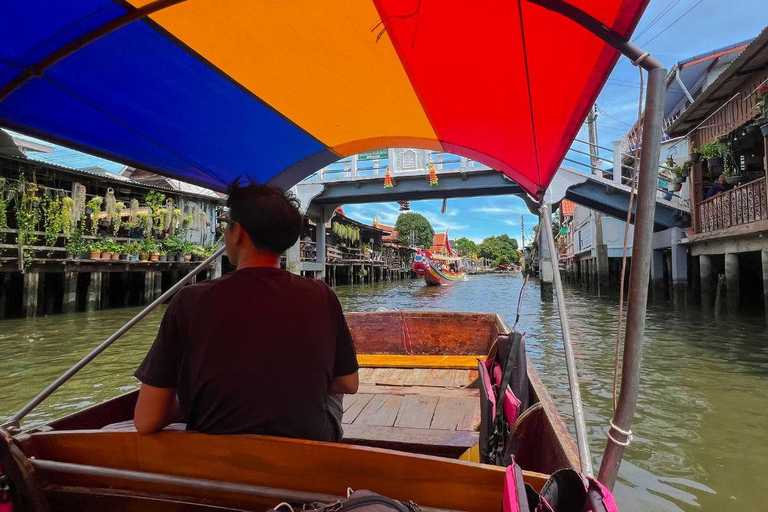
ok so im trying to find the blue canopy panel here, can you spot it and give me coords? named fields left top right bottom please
left=0, top=2, right=337, bottom=191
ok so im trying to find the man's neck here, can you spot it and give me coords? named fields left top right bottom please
left=236, top=252, right=281, bottom=270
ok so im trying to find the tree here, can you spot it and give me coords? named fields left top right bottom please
left=453, top=237, right=479, bottom=257
left=395, top=212, right=435, bottom=249
left=479, top=234, right=520, bottom=266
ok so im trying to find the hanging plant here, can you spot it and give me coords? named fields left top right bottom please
left=42, top=194, right=63, bottom=250
left=144, top=190, right=166, bottom=212
left=61, top=196, right=74, bottom=238
left=86, top=196, right=103, bottom=236
left=129, top=198, right=140, bottom=224
left=111, top=201, right=125, bottom=235
left=73, top=183, right=86, bottom=223
left=65, top=225, right=85, bottom=256
left=165, top=199, right=174, bottom=230
left=15, top=175, right=41, bottom=273
left=170, top=208, right=182, bottom=233
left=0, top=178, right=8, bottom=246
left=181, top=214, right=192, bottom=234
left=105, top=188, right=117, bottom=223
left=153, top=207, right=168, bottom=232
left=137, top=211, right=152, bottom=238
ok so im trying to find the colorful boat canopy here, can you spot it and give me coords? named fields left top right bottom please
left=0, top=0, right=648, bottom=198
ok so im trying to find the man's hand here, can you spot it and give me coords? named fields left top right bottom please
left=134, top=383, right=182, bottom=435
left=330, top=371, right=359, bottom=394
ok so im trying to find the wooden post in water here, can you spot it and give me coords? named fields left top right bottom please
left=63, top=270, right=78, bottom=314
left=86, top=272, right=101, bottom=312
left=714, top=273, right=727, bottom=316
left=23, top=272, right=39, bottom=318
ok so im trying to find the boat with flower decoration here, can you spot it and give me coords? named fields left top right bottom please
left=411, top=232, right=466, bottom=285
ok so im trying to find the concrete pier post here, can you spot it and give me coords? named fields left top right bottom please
left=86, top=272, right=102, bottom=312
left=725, top=253, right=739, bottom=311
left=315, top=214, right=327, bottom=281
left=699, top=255, right=713, bottom=309
left=63, top=270, right=78, bottom=314
left=539, top=217, right=554, bottom=301
left=23, top=272, right=39, bottom=318
left=286, top=241, right=301, bottom=275
left=651, top=249, right=665, bottom=283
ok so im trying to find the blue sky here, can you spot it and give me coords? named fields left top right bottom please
left=348, top=0, right=768, bottom=245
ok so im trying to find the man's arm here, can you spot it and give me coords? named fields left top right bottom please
left=330, top=371, right=359, bottom=394
left=134, top=384, right=182, bottom=435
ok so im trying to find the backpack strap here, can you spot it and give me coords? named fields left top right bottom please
left=502, top=461, right=530, bottom=512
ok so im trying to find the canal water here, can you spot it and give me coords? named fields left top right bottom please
left=1, top=273, right=766, bottom=511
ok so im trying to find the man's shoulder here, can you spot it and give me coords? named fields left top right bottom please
left=173, top=273, right=235, bottom=305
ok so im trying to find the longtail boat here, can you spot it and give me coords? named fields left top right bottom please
left=0, top=312, right=578, bottom=511
left=412, top=251, right=467, bottom=286
left=0, top=0, right=668, bottom=509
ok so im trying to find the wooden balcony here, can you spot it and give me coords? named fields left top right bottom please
left=697, top=178, right=768, bottom=236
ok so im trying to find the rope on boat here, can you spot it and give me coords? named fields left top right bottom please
left=607, top=419, right=634, bottom=447
left=612, top=67, right=645, bottom=413
left=512, top=273, right=529, bottom=334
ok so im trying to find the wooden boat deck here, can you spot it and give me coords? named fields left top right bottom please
left=342, top=367, right=480, bottom=457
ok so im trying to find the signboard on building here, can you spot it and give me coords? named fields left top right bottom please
left=358, top=149, right=389, bottom=160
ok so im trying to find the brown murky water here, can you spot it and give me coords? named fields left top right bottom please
left=1, top=273, right=766, bottom=511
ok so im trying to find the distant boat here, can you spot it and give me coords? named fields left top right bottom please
left=412, top=249, right=467, bottom=286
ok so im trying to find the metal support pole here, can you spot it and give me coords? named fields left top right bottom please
left=5, top=245, right=226, bottom=429
left=598, top=66, right=667, bottom=489
left=540, top=204, right=592, bottom=476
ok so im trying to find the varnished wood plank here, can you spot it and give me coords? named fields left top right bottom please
left=356, top=355, right=484, bottom=369
left=357, top=384, right=479, bottom=399
left=23, top=430, right=517, bottom=511
left=355, top=395, right=402, bottom=427
left=393, top=396, right=439, bottom=429
left=430, top=397, right=468, bottom=430
left=403, top=368, right=429, bottom=386
left=424, top=369, right=454, bottom=387
left=342, top=394, right=374, bottom=424
left=346, top=311, right=496, bottom=356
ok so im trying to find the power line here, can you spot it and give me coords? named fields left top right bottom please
left=633, top=0, right=682, bottom=40
left=638, top=0, right=706, bottom=47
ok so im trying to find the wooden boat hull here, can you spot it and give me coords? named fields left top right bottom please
left=0, top=311, right=578, bottom=512
left=412, top=252, right=466, bottom=286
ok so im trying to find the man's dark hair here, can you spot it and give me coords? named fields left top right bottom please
left=226, top=180, right=302, bottom=255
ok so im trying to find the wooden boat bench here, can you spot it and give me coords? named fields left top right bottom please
left=342, top=367, right=481, bottom=458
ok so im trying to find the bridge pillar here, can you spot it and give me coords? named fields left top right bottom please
left=651, top=249, right=665, bottom=282
left=725, top=253, right=739, bottom=312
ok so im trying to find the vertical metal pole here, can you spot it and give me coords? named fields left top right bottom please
left=540, top=204, right=593, bottom=476
left=598, top=66, right=667, bottom=489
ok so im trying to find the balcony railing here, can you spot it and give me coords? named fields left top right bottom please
left=698, top=178, right=768, bottom=233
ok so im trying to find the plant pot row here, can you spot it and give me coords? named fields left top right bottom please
left=87, top=252, right=194, bottom=262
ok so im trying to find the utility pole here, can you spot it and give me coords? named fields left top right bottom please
left=588, top=105, right=609, bottom=290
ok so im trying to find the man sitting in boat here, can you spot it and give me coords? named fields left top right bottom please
left=132, top=181, right=359, bottom=441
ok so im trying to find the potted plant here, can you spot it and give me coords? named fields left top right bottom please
left=98, top=239, right=112, bottom=260
left=756, top=85, right=768, bottom=136
left=88, top=241, right=102, bottom=260
left=689, top=143, right=701, bottom=163
left=681, top=160, right=692, bottom=178
left=163, top=236, right=182, bottom=261
left=724, top=168, right=742, bottom=186
left=702, top=141, right=727, bottom=176
left=139, top=240, right=150, bottom=262
left=158, top=249, right=168, bottom=262
left=191, top=245, right=205, bottom=261
left=66, top=229, right=85, bottom=260
left=181, top=241, right=194, bottom=261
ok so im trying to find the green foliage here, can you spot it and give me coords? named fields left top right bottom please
left=152, top=207, right=168, bottom=231
left=42, top=194, right=63, bottom=249
left=124, top=241, right=141, bottom=255
left=87, top=241, right=103, bottom=254
left=331, top=222, right=360, bottom=245
left=15, top=176, right=41, bottom=273
left=395, top=212, right=434, bottom=248
left=180, top=240, right=194, bottom=256
left=65, top=227, right=85, bottom=255
left=61, top=196, right=74, bottom=238
left=139, top=239, right=158, bottom=254
left=701, top=141, right=729, bottom=159
left=111, top=201, right=125, bottom=235
left=86, top=196, right=103, bottom=236
left=136, top=211, right=152, bottom=238
left=479, top=234, right=520, bottom=266
left=144, top=190, right=166, bottom=212
left=0, top=178, right=8, bottom=246
left=162, top=236, right=183, bottom=254
left=453, top=237, right=479, bottom=257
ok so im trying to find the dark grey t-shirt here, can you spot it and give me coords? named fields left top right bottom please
left=135, top=267, right=358, bottom=441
